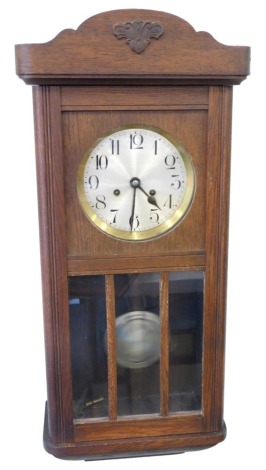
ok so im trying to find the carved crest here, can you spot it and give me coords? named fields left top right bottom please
left=113, top=21, right=164, bottom=54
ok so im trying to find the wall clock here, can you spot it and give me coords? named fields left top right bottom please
left=15, top=9, right=250, bottom=460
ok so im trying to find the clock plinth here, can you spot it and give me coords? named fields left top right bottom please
left=43, top=405, right=227, bottom=460
left=15, top=9, right=250, bottom=461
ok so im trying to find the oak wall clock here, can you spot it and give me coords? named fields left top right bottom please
left=15, top=9, right=250, bottom=460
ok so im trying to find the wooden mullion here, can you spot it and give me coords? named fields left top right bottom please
left=160, top=272, right=169, bottom=416
left=105, top=275, right=117, bottom=420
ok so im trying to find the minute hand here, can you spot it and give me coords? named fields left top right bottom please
left=129, top=187, right=137, bottom=232
left=138, top=185, right=161, bottom=210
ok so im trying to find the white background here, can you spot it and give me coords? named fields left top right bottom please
left=1, top=0, right=265, bottom=468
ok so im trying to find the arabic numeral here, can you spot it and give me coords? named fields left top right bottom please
left=171, top=175, right=182, bottom=190
left=111, top=139, right=120, bottom=155
left=164, top=155, right=176, bottom=170
left=150, top=208, right=160, bottom=223
left=95, top=195, right=106, bottom=209
left=154, top=140, right=158, bottom=155
left=163, top=194, right=173, bottom=209
left=87, top=175, right=99, bottom=190
left=95, top=155, right=108, bottom=170
left=129, top=214, right=140, bottom=229
left=130, top=133, right=144, bottom=149
left=110, top=209, right=119, bottom=224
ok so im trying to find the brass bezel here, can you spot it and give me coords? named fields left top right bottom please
left=77, top=125, right=195, bottom=241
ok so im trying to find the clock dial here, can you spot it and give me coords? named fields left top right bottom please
left=77, top=125, right=195, bottom=241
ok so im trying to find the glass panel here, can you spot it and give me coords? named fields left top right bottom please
left=114, top=273, right=160, bottom=416
left=69, top=275, right=108, bottom=419
left=169, top=271, right=204, bottom=413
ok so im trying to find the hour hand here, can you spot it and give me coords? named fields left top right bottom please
left=129, top=177, right=161, bottom=210
left=139, top=186, right=160, bottom=210
left=147, top=194, right=160, bottom=210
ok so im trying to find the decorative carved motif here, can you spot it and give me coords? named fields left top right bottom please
left=113, top=21, right=164, bottom=54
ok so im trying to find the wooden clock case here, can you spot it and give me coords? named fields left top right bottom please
left=15, top=9, right=250, bottom=460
